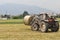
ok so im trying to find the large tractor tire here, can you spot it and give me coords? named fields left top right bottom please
left=31, top=23, right=39, bottom=31
left=40, top=21, right=48, bottom=32
left=51, top=21, right=59, bottom=32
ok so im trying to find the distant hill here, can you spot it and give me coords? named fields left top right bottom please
left=0, top=4, right=53, bottom=15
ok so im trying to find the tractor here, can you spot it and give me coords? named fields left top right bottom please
left=24, top=13, right=59, bottom=32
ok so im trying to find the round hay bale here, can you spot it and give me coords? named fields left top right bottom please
left=23, top=15, right=33, bottom=25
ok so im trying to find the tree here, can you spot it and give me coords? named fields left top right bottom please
left=56, top=14, right=60, bottom=18
left=18, top=14, right=23, bottom=19
left=23, top=11, right=29, bottom=17
left=12, top=14, right=23, bottom=19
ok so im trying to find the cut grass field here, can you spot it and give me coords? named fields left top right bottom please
left=0, top=19, right=60, bottom=40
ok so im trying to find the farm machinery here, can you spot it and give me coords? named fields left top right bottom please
left=24, top=13, right=59, bottom=32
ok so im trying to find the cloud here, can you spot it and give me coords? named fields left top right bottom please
left=0, top=0, right=60, bottom=12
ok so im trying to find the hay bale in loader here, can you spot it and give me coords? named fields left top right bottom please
left=24, top=14, right=59, bottom=32
left=24, top=15, right=34, bottom=25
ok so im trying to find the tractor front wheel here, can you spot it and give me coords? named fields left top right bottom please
left=31, top=23, right=39, bottom=31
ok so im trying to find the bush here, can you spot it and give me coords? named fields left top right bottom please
left=13, top=16, right=19, bottom=19
left=12, top=15, right=23, bottom=19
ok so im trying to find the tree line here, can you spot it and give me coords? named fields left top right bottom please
left=55, top=14, right=60, bottom=18
left=2, top=11, right=60, bottom=19
left=13, top=12, right=60, bottom=19
left=12, top=11, right=29, bottom=19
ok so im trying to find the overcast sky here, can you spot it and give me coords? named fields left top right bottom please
left=0, top=0, right=60, bottom=12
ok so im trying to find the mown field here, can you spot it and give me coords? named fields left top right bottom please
left=0, top=19, right=60, bottom=40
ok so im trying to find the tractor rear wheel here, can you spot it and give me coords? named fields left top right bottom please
left=40, top=21, right=48, bottom=32
left=51, top=21, right=59, bottom=32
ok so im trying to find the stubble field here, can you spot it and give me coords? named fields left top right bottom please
left=0, top=19, right=60, bottom=40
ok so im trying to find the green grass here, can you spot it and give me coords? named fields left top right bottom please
left=0, top=19, right=23, bottom=24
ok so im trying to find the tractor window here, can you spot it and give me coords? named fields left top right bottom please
left=38, top=14, right=44, bottom=20
left=39, top=14, right=49, bottom=20
left=45, top=14, right=49, bottom=20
